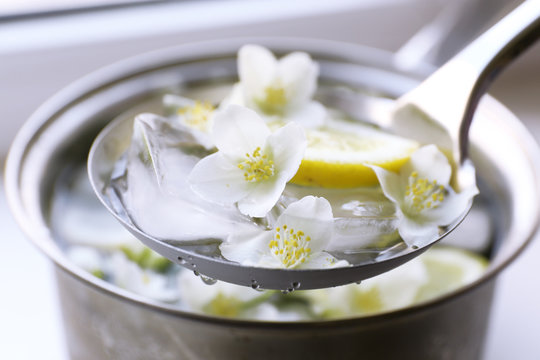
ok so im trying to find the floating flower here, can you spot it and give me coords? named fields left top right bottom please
left=222, top=44, right=327, bottom=128
left=220, top=196, right=349, bottom=269
left=188, top=104, right=307, bottom=217
left=369, top=145, right=478, bottom=247
left=163, top=94, right=216, bottom=149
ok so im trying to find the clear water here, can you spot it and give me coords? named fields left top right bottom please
left=47, top=76, right=495, bottom=317
left=49, top=164, right=492, bottom=320
left=95, top=83, right=400, bottom=265
left=92, top=81, right=486, bottom=269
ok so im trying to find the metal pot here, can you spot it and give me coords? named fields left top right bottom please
left=5, top=38, right=540, bottom=360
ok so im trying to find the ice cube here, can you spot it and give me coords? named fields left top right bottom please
left=111, top=113, right=260, bottom=243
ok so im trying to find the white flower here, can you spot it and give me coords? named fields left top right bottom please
left=110, top=253, right=179, bottom=303
left=223, top=44, right=327, bottom=128
left=188, top=104, right=307, bottom=217
left=66, top=246, right=105, bottom=278
left=357, top=257, right=428, bottom=311
left=178, top=270, right=272, bottom=319
left=220, top=196, right=349, bottom=269
left=369, top=145, right=478, bottom=247
left=178, top=270, right=312, bottom=320
left=299, top=257, right=428, bottom=318
left=163, top=94, right=216, bottom=149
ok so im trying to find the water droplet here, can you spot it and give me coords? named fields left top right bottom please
left=355, top=281, right=362, bottom=285
left=251, top=280, right=260, bottom=290
left=200, top=275, right=217, bottom=285
left=412, top=245, right=419, bottom=250
left=193, top=270, right=200, bottom=277
left=291, top=282, right=301, bottom=290
left=282, top=287, right=294, bottom=294
left=177, top=256, right=186, bottom=265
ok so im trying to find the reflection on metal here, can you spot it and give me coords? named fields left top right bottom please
left=394, top=0, right=522, bottom=71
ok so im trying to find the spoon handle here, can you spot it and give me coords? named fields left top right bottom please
left=394, top=0, right=540, bottom=168
left=457, top=0, right=540, bottom=159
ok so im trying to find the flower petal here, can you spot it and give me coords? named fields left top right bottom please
left=188, top=152, right=250, bottom=204
left=157, top=96, right=216, bottom=149
left=275, top=196, right=334, bottom=252
left=219, top=83, right=245, bottom=108
left=178, top=269, right=262, bottom=311
left=267, top=122, right=307, bottom=181
left=361, top=257, right=428, bottom=309
left=298, top=252, right=349, bottom=269
left=398, top=215, right=440, bottom=247
left=424, top=185, right=479, bottom=225
left=163, top=94, right=195, bottom=109
left=368, top=165, right=405, bottom=206
left=220, top=227, right=275, bottom=266
left=402, top=144, right=451, bottom=185
left=111, top=253, right=179, bottom=302
left=211, top=105, right=271, bottom=156
left=277, top=51, right=318, bottom=109
left=238, top=44, right=277, bottom=101
left=283, top=101, right=327, bottom=128
left=238, top=180, right=285, bottom=218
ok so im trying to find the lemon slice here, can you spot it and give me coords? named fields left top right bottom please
left=290, top=119, right=419, bottom=188
left=415, top=246, right=488, bottom=303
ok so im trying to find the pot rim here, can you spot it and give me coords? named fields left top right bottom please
left=5, top=37, right=540, bottom=328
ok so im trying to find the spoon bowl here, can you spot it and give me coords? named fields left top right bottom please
left=88, top=94, right=452, bottom=291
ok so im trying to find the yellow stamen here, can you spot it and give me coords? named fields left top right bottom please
left=177, top=101, right=214, bottom=131
left=269, top=223, right=313, bottom=269
left=405, top=173, right=446, bottom=214
left=255, top=85, right=288, bottom=115
left=237, top=146, right=275, bottom=183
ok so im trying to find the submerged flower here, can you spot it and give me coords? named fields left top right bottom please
left=299, top=256, right=428, bottom=318
left=188, top=105, right=307, bottom=217
left=369, top=145, right=478, bottom=247
left=178, top=270, right=310, bottom=320
left=178, top=270, right=268, bottom=319
left=110, top=252, right=179, bottom=302
left=223, top=44, right=326, bottom=128
left=220, top=196, right=349, bottom=269
left=66, top=246, right=106, bottom=279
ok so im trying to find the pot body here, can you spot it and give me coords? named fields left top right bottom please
left=6, top=38, right=540, bottom=360
left=57, top=267, right=495, bottom=360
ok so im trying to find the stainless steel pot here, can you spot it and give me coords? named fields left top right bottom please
left=5, top=38, right=540, bottom=360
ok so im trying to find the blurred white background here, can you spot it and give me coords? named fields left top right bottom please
left=1, top=0, right=539, bottom=359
